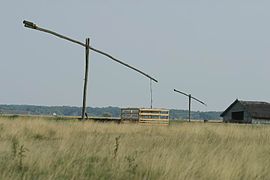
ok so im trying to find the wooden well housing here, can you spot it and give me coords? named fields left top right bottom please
left=121, top=108, right=169, bottom=125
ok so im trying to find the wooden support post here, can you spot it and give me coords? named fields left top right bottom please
left=150, top=79, right=153, bottom=109
left=173, top=89, right=206, bottom=122
left=188, top=94, right=191, bottom=122
left=82, top=38, right=90, bottom=120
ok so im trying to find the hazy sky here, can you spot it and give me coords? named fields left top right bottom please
left=1, top=1, right=270, bottom=111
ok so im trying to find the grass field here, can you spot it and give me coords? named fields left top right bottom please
left=0, top=116, right=270, bottom=180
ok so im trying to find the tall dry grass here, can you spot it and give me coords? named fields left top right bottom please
left=0, top=116, right=270, bottom=179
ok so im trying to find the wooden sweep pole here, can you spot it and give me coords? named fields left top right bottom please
left=82, top=38, right=90, bottom=120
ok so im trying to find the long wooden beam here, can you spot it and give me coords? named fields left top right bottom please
left=23, top=20, right=158, bottom=83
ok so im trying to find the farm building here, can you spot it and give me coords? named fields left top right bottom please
left=220, top=99, right=270, bottom=124
left=121, top=108, right=169, bottom=125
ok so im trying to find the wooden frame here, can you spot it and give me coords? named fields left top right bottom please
left=121, top=108, right=169, bottom=125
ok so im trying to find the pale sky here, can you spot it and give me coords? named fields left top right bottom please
left=1, top=0, right=270, bottom=111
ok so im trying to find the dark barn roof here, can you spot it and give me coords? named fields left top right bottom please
left=221, top=99, right=270, bottom=119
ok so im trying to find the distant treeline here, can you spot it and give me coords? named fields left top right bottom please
left=0, top=105, right=222, bottom=120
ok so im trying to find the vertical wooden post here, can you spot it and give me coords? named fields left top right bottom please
left=188, top=94, right=191, bottom=122
left=150, top=79, right=153, bottom=109
left=82, top=38, right=90, bottom=120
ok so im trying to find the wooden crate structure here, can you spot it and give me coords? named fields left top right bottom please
left=121, top=108, right=169, bottom=125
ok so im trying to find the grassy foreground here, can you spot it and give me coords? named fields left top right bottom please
left=0, top=116, right=270, bottom=180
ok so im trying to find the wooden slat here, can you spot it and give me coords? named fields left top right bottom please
left=121, top=108, right=170, bottom=126
left=139, top=113, right=169, bottom=116
left=140, top=108, right=169, bottom=112
left=139, top=123, right=169, bottom=126
left=139, top=119, right=169, bottom=122
left=139, top=120, right=169, bottom=123
left=139, top=122, right=169, bottom=125
left=139, top=123, right=168, bottom=126
left=139, top=118, right=169, bottom=121
left=140, top=118, right=169, bottom=121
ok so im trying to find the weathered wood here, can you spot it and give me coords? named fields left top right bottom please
left=173, top=89, right=206, bottom=122
left=139, top=113, right=169, bottom=116
left=139, top=119, right=169, bottom=122
left=23, top=20, right=158, bottom=83
left=189, top=94, right=191, bottom=122
left=81, top=38, right=90, bottom=120
left=121, top=108, right=169, bottom=125
left=150, top=79, right=153, bottom=108
left=139, top=123, right=169, bottom=126
left=140, top=108, right=168, bottom=112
